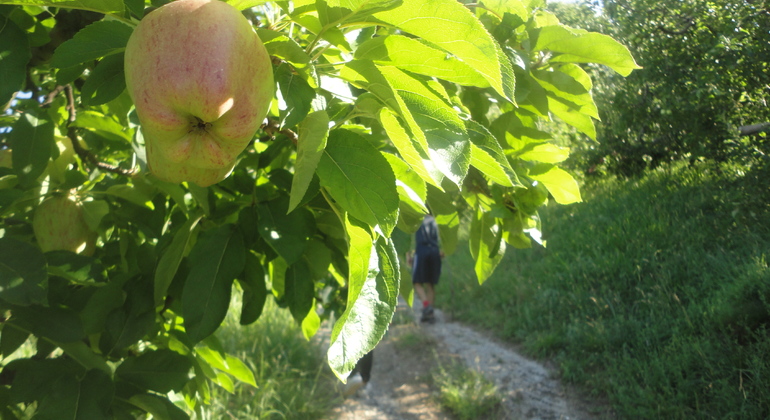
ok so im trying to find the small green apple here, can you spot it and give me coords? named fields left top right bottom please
left=124, top=0, right=274, bottom=187
left=33, top=194, right=97, bottom=255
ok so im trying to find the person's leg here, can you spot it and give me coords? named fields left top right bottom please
left=358, top=351, right=374, bottom=384
left=414, top=282, right=429, bottom=305
left=424, top=283, right=435, bottom=308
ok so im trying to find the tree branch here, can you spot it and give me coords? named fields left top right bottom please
left=260, top=117, right=298, bottom=144
left=42, top=85, right=137, bottom=176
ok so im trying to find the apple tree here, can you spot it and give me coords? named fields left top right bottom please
left=0, top=0, right=637, bottom=418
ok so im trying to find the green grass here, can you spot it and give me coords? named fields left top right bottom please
left=432, top=357, right=502, bottom=420
left=194, top=298, right=340, bottom=419
left=438, top=162, right=770, bottom=418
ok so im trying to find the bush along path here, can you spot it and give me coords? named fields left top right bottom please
left=329, top=299, right=603, bottom=420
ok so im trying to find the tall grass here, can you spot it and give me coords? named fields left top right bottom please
left=194, top=298, right=339, bottom=419
left=439, top=163, right=770, bottom=418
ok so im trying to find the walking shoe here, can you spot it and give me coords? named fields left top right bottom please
left=343, top=374, right=366, bottom=397
left=420, top=305, right=435, bottom=323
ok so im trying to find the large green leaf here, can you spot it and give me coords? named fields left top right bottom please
left=378, top=107, right=438, bottom=188
left=0, top=16, right=31, bottom=107
left=469, top=208, right=505, bottom=284
left=50, top=20, right=133, bottom=69
left=285, top=260, right=315, bottom=323
left=33, top=368, right=113, bottom=420
left=116, top=349, right=192, bottom=393
left=257, top=196, right=315, bottom=264
left=276, top=63, right=315, bottom=129
left=80, top=53, right=126, bottom=106
left=182, top=225, right=245, bottom=344
left=129, top=394, right=190, bottom=420
left=328, top=218, right=398, bottom=379
left=154, top=213, right=203, bottom=307
left=466, top=120, right=520, bottom=187
left=380, top=66, right=471, bottom=187
left=373, top=0, right=515, bottom=102
left=10, top=113, right=54, bottom=187
left=528, top=163, right=582, bottom=204
left=11, top=305, right=85, bottom=343
left=533, top=66, right=598, bottom=119
left=0, top=0, right=125, bottom=14
left=534, top=25, right=641, bottom=76
left=289, top=110, right=329, bottom=212
left=238, top=251, right=267, bottom=326
left=0, top=238, right=47, bottom=306
left=317, top=129, right=400, bottom=236
left=355, top=35, right=489, bottom=88
left=341, top=60, right=429, bottom=153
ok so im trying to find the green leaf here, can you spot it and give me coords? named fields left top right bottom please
left=0, top=16, right=31, bottom=107
left=45, top=251, right=107, bottom=284
left=238, top=252, right=267, bottom=326
left=117, top=349, right=192, bottom=393
left=373, top=0, right=515, bottom=102
left=195, top=342, right=256, bottom=387
left=317, top=129, right=400, bottom=236
left=227, top=0, right=268, bottom=9
left=257, top=196, right=315, bottom=264
left=326, top=0, right=402, bottom=15
left=11, top=305, right=85, bottom=343
left=10, top=113, right=55, bottom=187
left=57, top=341, right=112, bottom=374
left=80, top=53, right=126, bottom=106
left=533, top=66, right=598, bottom=119
left=469, top=209, right=505, bottom=284
left=155, top=213, right=203, bottom=307
left=380, top=66, right=471, bottom=187
left=276, top=63, right=315, bottom=129
left=182, top=225, right=245, bottom=344
left=0, top=238, right=47, bottom=306
left=355, top=35, right=490, bottom=88
left=528, top=164, right=582, bottom=204
left=79, top=275, right=128, bottom=335
left=301, top=302, right=321, bottom=340
left=71, top=110, right=132, bottom=142
left=34, top=368, right=114, bottom=420
left=515, top=142, right=570, bottom=163
left=257, top=28, right=311, bottom=70
left=2, top=0, right=125, bottom=14
left=534, top=25, right=641, bottom=76
left=51, top=20, right=133, bottom=69
left=378, top=107, right=437, bottom=188
left=289, top=110, right=329, bottom=212
left=285, top=260, right=314, bottom=323
left=341, top=60, right=429, bottom=153
left=105, top=184, right=155, bottom=209
left=466, top=120, right=520, bottom=187
left=129, top=394, right=190, bottom=420
left=1, top=325, right=29, bottom=358
left=328, top=218, right=398, bottom=379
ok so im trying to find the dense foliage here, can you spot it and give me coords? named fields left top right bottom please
left=552, top=0, right=770, bottom=177
left=0, top=0, right=635, bottom=417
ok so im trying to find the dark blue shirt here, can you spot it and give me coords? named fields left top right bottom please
left=415, top=215, right=439, bottom=255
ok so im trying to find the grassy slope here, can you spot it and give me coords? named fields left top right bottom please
left=197, top=299, right=339, bottom=419
left=438, top=164, right=770, bottom=418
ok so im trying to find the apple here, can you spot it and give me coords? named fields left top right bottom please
left=33, top=194, right=97, bottom=255
left=124, top=0, right=274, bottom=187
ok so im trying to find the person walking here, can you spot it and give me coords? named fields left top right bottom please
left=410, top=213, right=442, bottom=323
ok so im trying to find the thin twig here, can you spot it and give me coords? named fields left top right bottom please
left=42, top=85, right=137, bottom=176
left=260, top=117, right=298, bottom=144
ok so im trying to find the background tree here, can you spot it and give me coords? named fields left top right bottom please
left=553, top=0, right=770, bottom=176
left=0, top=0, right=636, bottom=418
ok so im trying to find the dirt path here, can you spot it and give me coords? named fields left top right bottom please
left=329, top=300, right=604, bottom=420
